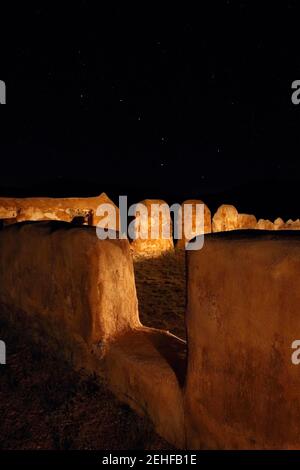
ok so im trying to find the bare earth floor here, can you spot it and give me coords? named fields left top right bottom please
left=0, top=317, right=172, bottom=450
left=0, top=249, right=185, bottom=450
left=133, top=250, right=186, bottom=340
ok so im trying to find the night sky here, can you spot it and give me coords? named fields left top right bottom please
left=1, top=2, right=300, bottom=218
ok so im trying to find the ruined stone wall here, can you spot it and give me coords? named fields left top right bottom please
left=185, top=231, right=300, bottom=449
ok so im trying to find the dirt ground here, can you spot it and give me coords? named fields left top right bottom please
left=133, top=249, right=186, bottom=340
left=0, top=249, right=185, bottom=450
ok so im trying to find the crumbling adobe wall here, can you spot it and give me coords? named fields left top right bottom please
left=236, top=213, right=257, bottom=229
left=176, top=199, right=211, bottom=250
left=0, top=199, right=18, bottom=225
left=257, top=218, right=300, bottom=231
left=273, top=218, right=300, bottom=230
left=185, top=231, right=300, bottom=449
left=131, top=199, right=174, bottom=256
left=0, top=193, right=119, bottom=228
left=212, top=205, right=300, bottom=233
left=0, top=206, right=17, bottom=220
left=256, top=218, right=275, bottom=230
left=212, top=205, right=257, bottom=232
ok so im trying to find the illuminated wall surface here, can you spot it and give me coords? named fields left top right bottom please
left=186, top=231, right=300, bottom=449
left=1, top=222, right=300, bottom=448
left=1, top=196, right=300, bottom=252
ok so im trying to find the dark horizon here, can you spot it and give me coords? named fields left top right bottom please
left=1, top=2, right=300, bottom=221
left=1, top=175, right=300, bottom=222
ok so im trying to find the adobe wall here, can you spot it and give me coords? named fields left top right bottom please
left=131, top=199, right=174, bottom=256
left=212, top=205, right=257, bottom=232
left=0, top=206, right=17, bottom=220
left=0, top=193, right=119, bottom=228
left=185, top=231, right=300, bottom=449
left=0, top=222, right=139, bottom=370
left=176, top=199, right=211, bottom=250
left=0, top=221, right=185, bottom=448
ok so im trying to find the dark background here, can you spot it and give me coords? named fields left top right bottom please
left=1, top=1, right=300, bottom=219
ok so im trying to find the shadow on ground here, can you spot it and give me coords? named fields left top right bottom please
left=0, top=317, right=172, bottom=450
